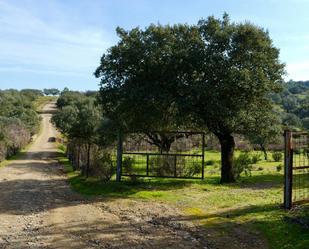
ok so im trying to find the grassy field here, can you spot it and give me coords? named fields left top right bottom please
left=58, top=147, right=309, bottom=249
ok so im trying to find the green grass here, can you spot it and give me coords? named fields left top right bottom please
left=33, top=96, right=57, bottom=112
left=57, top=147, right=309, bottom=249
left=0, top=140, right=34, bottom=168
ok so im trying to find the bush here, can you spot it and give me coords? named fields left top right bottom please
left=149, top=156, right=175, bottom=176
left=233, top=152, right=253, bottom=179
left=205, top=159, right=216, bottom=165
left=184, top=161, right=201, bottom=177
left=251, top=152, right=261, bottom=164
left=122, top=157, right=139, bottom=181
left=276, top=164, right=283, bottom=172
left=93, top=152, right=115, bottom=183
left=272, top=152, right=283, bottom=162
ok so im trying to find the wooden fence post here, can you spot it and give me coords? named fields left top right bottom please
left=284, top=130, right=293, bottom=209
left=116, top=131, right=123, bottom=182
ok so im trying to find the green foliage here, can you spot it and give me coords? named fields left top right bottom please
left=184, top=161, right=201, bottom=177
left=276, top=164, right=283, bottom=172
left=122, top=156, right=138, bottom=181
left=94, top=152, right=115, bottom=183
left=122, top=156, right=135, bottom=175
left=95, top=14, right=285, bottom=183
left=272, top=152, right=283, bottom=162
left=43, top=88, right=60, bottom=96
left=0, top=89, right=41, bottom=161
left=246, top=111, right=282, bottom=160
left=56, top=90, right=84, bottom=109
left=205, top=159, right=216, bottom=165
left=149, top=156, right=175, bottom=177
left=271, top=80, right=309, bottom=130
left=52, top=90, right=109, bottom=178
left=251, top=152, right=262, bottom=164
left=233, top=152, right=253, bottom=179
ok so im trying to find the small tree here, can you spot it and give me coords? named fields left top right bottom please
left=246, top=110, right=282, bottom=160
left=52, top=98, right=102, bottom=177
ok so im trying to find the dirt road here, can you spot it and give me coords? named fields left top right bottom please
left=0, top=103, right=210, bottom=249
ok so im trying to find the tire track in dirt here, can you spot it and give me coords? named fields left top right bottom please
left=0, top=103, right=210, bottom=249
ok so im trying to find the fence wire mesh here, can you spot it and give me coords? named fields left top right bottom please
left=121, top=131, right=205, bottom=179
left=291, top=132, right=309, bottom=204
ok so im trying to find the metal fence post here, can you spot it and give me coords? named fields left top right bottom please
left=202, top=132, right=205, bottom=179
left=116, top=131, right=123, bottom=182
left=146, top=154, right=149, bottom=176
left=284, top=130, right=293, bottom=209
left=174, top=155, right=177, bottom=177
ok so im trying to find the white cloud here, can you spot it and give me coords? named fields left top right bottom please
left=286, top=61, right=309, bottom=81
left=0, top=0, right=112, bottom=77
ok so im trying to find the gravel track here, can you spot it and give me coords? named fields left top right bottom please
left=0, top=103, right=210, bottom=249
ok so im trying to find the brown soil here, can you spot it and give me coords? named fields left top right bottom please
left=0, top=103, right=211, bottom=249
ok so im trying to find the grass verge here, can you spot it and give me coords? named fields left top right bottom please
left=57, top=146, right=309, bottom=249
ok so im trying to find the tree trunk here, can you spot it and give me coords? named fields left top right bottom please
left=216, top=133, right=236, bottom=183
left=86, top=143, right=91, bottom=178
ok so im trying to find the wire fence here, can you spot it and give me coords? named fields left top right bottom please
left=120, top=131, right=205, bottom=179
left=291, top=132, right=309, bottom=204
left=284, top=131, right=309, bottom=209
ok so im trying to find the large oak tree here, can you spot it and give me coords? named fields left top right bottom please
left=95, top=14, right=285, bottom=183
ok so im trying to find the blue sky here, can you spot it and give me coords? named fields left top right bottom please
left=0, top=0, right=309, bottom=91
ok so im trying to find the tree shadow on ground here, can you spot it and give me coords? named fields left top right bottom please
left=2, top=201, right=307, bottom=249
left=70, top=172, right=284, bottom=199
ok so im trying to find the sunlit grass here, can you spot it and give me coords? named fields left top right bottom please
left=57, top=146, right=308, bottom=249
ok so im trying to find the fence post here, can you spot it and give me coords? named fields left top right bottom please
left=116, top=131, right=123, bottom=182
left=146, top=154, right=149, bottom=176
left=174, top=155, right=177, bottom=177
left=202, top=132, right=205, bottom=179
left=284, top=130, right=293, bottom=209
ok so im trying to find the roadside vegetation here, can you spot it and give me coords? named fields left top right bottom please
left=46, top=14, right=309, bottom=249
left=0, top=89, right=48, bottom=164
left=57, top=143, right=308, bottom=249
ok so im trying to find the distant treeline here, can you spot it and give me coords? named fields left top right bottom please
left=51, top=79, right=309, bottom=180
left=271, top=80, right=309, bottom=130
left=0, top=89, right=42, bottom=162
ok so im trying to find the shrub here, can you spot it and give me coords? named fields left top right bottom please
left=233, top=152, right=253, bottom=179
left=276, top=164, right=283, bottom=172
left=272, top=152, right=283, bottom=162
left=251, top=152, right=261, bottom=164
left=184, top=161, right=201, bottom=177
left=149, top=156, right=175, bottom=176
left=205, top=159, right=216, bottom=165
left=122, top=156, right=135, bottom=174
left=93, top=152, right=115, bottom=183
